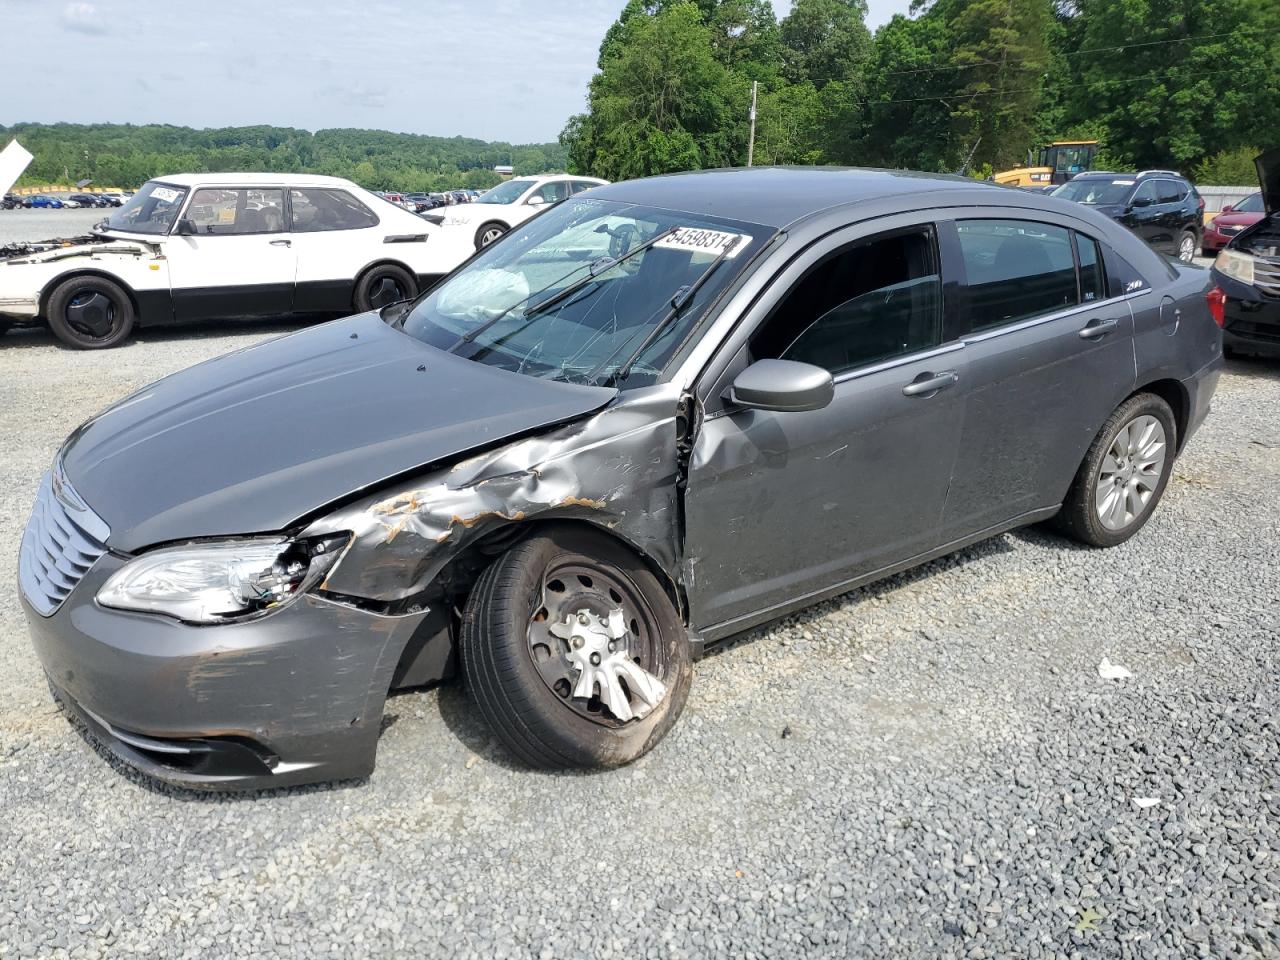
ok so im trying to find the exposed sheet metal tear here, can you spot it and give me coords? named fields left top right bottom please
left=308, top=386, right=684, bottom=604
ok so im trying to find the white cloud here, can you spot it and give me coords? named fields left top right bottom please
left=61, top=1, right=106, bottom=34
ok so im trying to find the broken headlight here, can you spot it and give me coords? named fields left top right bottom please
left=97, top=535, right=349, bottom=623
left=1215, top=248, right=1255, bottom=285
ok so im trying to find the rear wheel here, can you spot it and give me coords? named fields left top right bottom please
left=474, top=222, right=508, bottom=250
left=1053, top=393, right=1176, bottom=547
left=46, top=276, right=135, bottom=349
left=353, top=264, right=417, bottom=313
left=460, top=526, right=692, bottom=768
left=1177, top=231, right=1197, bottom=262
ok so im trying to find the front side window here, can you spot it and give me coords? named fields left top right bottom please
left=289, top=188, right=378, bottom=232
left=104, top=180, right=188, bottom=235
left=398, top=198, right=770, bottom=386
left=752, top=227, right=942, bottom=375
left=1132, top=181, right=1159, bottom=205
left=958, top=220, right=1078, bottom=331
left=533, top=181, right=571, bottom=205
left=185, top=188, right=285, bottom=235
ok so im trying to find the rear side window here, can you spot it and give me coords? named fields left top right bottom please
left=1076, top=234, right=1106, bottom=302
left=752, top=226, right=942, bottom=375
left=957, top=220, right=1078, bottom=330
left=289, top=188, right=378, bottom=232
left=1157, top=180, right=1185, bottom=204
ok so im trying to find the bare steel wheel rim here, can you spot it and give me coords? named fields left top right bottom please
left=1179, top=235, right=1195, bottom=262
left=480, top=226, right=505, bottom=247
left=526, top=560, right=669, bottom=727
left=1095, top=414, right=1166, bottom=531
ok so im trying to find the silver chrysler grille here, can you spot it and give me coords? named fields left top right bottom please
left=19, top=466, right=110, bottom=616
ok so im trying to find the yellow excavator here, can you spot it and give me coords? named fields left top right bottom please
left=993, top=140, right=1099, bottom=188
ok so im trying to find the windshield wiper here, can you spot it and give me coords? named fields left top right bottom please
left=591, top=234, right=745, bottom=387
left=448, top=225, right=679, bottom=352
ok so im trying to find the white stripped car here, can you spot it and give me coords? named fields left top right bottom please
left=0, top=173, right=459, bottom=348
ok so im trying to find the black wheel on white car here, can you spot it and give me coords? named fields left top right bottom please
left=46, top=275, right=135, bottom=350
left=474, top=222, right=508, bottom=250
left=460, top=526, right=692, bottom=769
left=1177, top=231, right=1197, bottom=263
left=1053, top=393, right=1177, bottom=548
left=354, top=264, right=417, bottom=313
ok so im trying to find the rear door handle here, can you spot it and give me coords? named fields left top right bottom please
left=1078, top=317, right=1120, bottom=339
left=270, top=239, right=291, bottom=247
left=902, top=370, right=959, bottom=397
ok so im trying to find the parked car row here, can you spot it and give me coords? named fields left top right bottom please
left=1, top=191, right=130, bottom=209
left=375, top=189, right=480, bottom=214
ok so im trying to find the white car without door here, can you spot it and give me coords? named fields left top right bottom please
left=423, top=174, right=608, bottom=260
left=0, top=173, right=458, bottom=349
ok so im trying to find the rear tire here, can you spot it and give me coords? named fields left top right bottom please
left=1176, top=231, right=1197, bottom=262
left=460, top=526, right=692, bottom=769
left=353, top=264, right=417, bottom=313
left=46, top=276, right=135, bottom=349
left=1052, top=393, right=1176, bottom=547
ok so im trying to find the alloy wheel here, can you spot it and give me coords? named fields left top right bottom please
left=1178, top=235, right=1196, bottom=262
left=1095, top=414, right=1167, bottom=531
left=479, top=226, right=505, bottom=247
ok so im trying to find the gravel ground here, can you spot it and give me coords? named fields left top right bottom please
left=0, top=208, right=107, bottom=245
left=1, top=320, right=1278, bottom=958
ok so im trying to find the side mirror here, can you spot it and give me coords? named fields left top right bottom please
left=1222, top=204, right=1234, bottom=213
left=526, top=195, right=547, bottom=207
left=725, top=359, right=834, bottom=413
left=1131, top=195, right=1153, bottom=208
left=175, top=218, right=197, bottom=235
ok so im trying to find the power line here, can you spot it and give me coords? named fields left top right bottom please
left=875, top=28, right=1262, bottom=78
left=869, top=64, right=1244, bottom=106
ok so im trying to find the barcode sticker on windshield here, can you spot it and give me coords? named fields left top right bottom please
left=654, top=227, right=748, bottom=258
left=151, top=186, right=180, bottom=203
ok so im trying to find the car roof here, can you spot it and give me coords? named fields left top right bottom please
left=152, top=172, right=361, bottom=189
left=588, top=166, right=1005, bottom=229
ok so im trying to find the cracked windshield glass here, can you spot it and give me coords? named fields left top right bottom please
left=399, top=197, right=769, bottom=386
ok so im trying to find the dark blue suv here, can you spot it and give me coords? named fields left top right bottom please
left=1052, top=170, right=1204, bottom=262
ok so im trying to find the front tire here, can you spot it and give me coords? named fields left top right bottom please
left=474, top=222, right=508, bottom=250
left=46, top=275, right=135, bottom=349
left=1053, top=393, right=1177, bottom=547
left=460, top=526, right=692, bottom=769
left=353, top=264, right=417, bottom=313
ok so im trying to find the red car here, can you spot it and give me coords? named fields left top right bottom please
left=1202, top=192, right=1266, bottom=252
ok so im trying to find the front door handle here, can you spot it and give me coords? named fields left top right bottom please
left=902, top=370, right=959, bottom=397
left=269, top=239, right=291, bottom=247
left=1078, top=317, right=1120, bottom=339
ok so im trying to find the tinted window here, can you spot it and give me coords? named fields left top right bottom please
left=571, top=180, right=600, bottom=195
left=1132, top=181, right=1159, bottom=205
left=1156, top=180, right=1185, bottom=204
left=186, top=188, right=285, bottom=235
left=958, top=220, right=1078, bottom=331
left=289, top=188, right=378, bottom=232
left=1076, top=234, right=1105, bottom=302
left=753, top=227, right=942, bottom=375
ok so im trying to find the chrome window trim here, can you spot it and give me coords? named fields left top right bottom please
left=962, top=286, right=1149, bottom=346
left=831, top=340, right=966, bottom=385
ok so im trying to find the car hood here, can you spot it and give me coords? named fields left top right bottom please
left=1211, top=211, right=1264, bottom=228
left=1258, top=148, right=1280, bottom=214
left=60, top=311, right=617, bottom=552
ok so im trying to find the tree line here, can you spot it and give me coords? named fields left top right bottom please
left=2, top=123, right=568, bottom=193
left=560, top=0, right=1279, bottom=185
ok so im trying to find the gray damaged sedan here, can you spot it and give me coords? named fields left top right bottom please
left=20, top=168, right=1223, bottom=789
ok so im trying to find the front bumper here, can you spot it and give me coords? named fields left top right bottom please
left=23, top=552, right=434, bottom=791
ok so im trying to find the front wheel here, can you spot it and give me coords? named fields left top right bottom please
left=474, top=222, right=508, bottom=251
left=1177, top=231, right=1197, bottom=263
left=353, top=264, right=417, bottom=313
left=1053, top=393, right=1177, bottom=547
left=46, top=275, right=135, bottom=349
left=460, top=526, right=692, bottom=769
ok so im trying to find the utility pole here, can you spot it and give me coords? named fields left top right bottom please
left=747, top=80, right=758, bottom=168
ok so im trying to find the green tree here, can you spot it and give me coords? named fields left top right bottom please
left=780, top=0, right=872, bottom=87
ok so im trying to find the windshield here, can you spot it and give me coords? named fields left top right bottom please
left=1051, top=178, right=1134, bottom=205
left=398, top=197, right=770, bottom=387
left=1233, top=193, right=1264, bottom=213
left=103, top=180, right=188, bottom=234
left=477, top=179, right=535, bottom=205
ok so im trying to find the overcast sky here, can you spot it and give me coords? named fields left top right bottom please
left=2, top=0, right=913, bottom=144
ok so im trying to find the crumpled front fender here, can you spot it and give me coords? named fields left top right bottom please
left=307, top=386, right=684, bottom=604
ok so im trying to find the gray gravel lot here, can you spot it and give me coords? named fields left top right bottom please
left=1, top=321, right=1278, bottom=958
left=0, top=209, right=106, bottom=245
